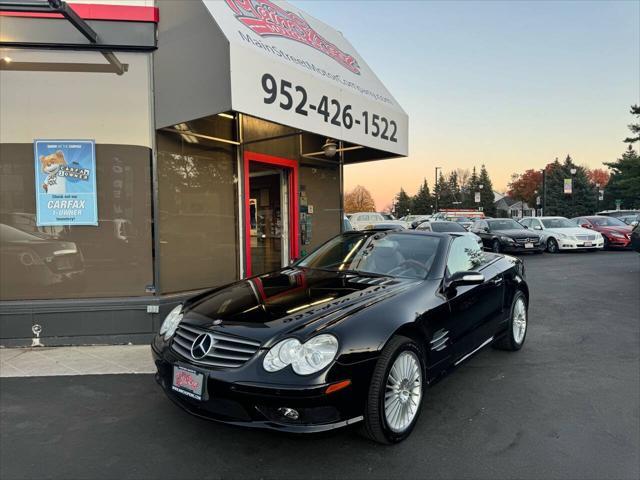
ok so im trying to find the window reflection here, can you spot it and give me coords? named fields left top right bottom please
left=157, top=132, right=239, bottom=293
left=0, top=144, right=153, bottom=300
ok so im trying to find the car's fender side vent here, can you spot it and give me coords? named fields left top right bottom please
left=430, top=329, right=449, bottom=351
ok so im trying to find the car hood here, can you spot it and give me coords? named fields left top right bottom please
left=493, top=229, right=540, bottom=239
left=596, top=226, right=632, bottom=235
left=544, top=227, right=595, bottom=236
left=180, top=267, right=419, bottom=343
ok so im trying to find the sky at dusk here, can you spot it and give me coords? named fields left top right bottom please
left=295, top=0, right=640, bottom=210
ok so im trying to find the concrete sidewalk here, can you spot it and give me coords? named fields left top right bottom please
left=0, top=345, right=155, bottom=377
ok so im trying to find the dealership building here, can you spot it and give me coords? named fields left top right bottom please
left=0, top=0, right=408, bottom=346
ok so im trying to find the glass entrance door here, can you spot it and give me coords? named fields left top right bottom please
left=248, top=164, right=286, bottom=275
left=244, top=152, right=299, bottom=277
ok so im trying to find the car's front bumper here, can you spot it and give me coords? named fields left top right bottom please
left=556, top=238, right=604, bottom=250
left=604, top=236, right=631, bottom=248
left=151, top=339, right=374, bottom=433
left=501, top=243, right=545, bottom=253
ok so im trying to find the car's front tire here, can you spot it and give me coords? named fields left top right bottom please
left=493, top=290, right=528, bottom=351
left=546, top=237, right=559, bottom=253
left=492, top=239, right=501, bottom=253
left=362, top=335, right=425, bottom=444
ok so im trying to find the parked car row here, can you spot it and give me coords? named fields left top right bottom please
left=346, top=211, right=640, bottom=254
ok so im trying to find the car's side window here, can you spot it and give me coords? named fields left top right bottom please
left=446, top=236, right=487, bottom=275
left=532, top=219, right=542, bottom=230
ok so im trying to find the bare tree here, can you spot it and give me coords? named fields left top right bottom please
left=455, top=168, right=471, bottom=191
left=344, top=185, right=376, bottom=213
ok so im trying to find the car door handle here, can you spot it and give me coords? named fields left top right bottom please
left=491, top=277, right=503, bottom=286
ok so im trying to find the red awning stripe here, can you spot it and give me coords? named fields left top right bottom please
left=0, top=3, right=159, bottom=23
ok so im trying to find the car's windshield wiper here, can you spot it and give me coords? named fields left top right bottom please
left=338, top=269, right=390, bottom=278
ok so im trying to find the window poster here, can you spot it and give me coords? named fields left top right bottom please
left=34, top=140, right=98, bottom=226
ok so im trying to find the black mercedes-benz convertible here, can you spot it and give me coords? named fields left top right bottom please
left=151, top=230, right=529, bottom=444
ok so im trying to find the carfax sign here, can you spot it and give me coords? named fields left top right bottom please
left=34, top=140, right=98, bottom=226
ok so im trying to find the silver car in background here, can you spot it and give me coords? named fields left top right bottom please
left=415, top=220, right=483, bottom=247
left=348, top=212, right=386, bottom=230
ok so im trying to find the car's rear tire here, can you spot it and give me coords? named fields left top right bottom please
left=603, top=237, right=610, bottom=250
left=493, top=290, right=528, bottom=351
left=361, top=335, right=425, bottom=444
left=492, top=239, right=501, bottom=253
left=546, top=237, right=559, bottom=253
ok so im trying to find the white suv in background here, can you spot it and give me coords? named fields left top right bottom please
left=348, top=212, right=385, bottom=230
left=520, top=216, right=604, bottom=253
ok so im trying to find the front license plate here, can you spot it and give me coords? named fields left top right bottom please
left=525, top=242, right=534, bottom=248
left=584, top=242, right=592, bottom=247
left=172, top=365, right=204, bottom=401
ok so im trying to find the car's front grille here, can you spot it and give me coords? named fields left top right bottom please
left=514, top=238, right=540, bottom=245
left=171, top=324, right=261, bottom=369
left=575, top=234, right=596, bottom=241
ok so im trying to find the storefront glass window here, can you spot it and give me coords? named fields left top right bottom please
left=0, top=144, right=154, bottom=300
left=157, top=120, right=239, bottom=293
left=0, top=50, right=154, bottom=301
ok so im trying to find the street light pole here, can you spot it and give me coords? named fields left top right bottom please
left=434, top=166, right=441, bottom=214
left=541, top=168, right=546, bottom=216
left=570, top=167, right=577, bottom=216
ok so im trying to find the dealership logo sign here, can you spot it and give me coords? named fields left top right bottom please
left=225, top=0, right=361, bottom=75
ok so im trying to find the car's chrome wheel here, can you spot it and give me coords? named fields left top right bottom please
left=547, top=237, right=558, bottom=253
left=384, top=351, right=422, bottom=433
left=512, top=296, right=527, bottom=345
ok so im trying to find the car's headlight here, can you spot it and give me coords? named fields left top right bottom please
left=159, top=304, right=183, bottom=340
left=499, top=236, right=515, bottom=243
left=263, top=334, right=339, bottom=375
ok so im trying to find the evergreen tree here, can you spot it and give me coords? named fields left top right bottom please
left=412, top=179, right=433, bottom=214
left=603, top=146, right=640, bottom=209
left=624, top=104, right=640, bottom=144
left=393, top=188, right=413, bottom=218
left=463, top=167, right=480, bottom=208
left=436, top=172, right=454, bottom=209
left=447, top=171, right=462, bottom=206
left=544, top=156, right=596, bottom=217
left=478, top=165, right=496, bottom=216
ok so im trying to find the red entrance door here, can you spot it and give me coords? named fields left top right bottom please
left=243, top=151, right=299, bottom=277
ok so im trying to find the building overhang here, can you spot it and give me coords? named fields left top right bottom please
left=154, top=0, right=408, bottom=161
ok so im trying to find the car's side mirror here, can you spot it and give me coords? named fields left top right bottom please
left=533, top=225, right=542, bottom=230
left=445, top=271, right=485, bottom=290
left=581, top=223, right=591, bottom=229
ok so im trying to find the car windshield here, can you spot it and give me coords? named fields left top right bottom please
left=455, top=217, right=471, bottom=222
left=541, top=218, right=577, bottom=228
left=431, top=222, right=466, bottom=232
left=297, top=232, right=441, bottom=279
left=590, top=217, right=628, bottom=227
left=487, top=219, right=522, bottom=231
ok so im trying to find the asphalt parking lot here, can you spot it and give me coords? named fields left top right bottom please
left=1, top=251, right=638, bottom=480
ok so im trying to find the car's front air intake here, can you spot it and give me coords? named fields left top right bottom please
left=171, top=324, right=261, bottom=368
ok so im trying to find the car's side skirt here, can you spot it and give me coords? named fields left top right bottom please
left=453, top=336, right=494, bottom=366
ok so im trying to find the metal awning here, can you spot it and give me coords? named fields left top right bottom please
left=154, top=0, right=408, bottom=158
